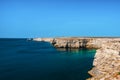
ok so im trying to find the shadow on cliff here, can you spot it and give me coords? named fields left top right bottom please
left=79, top=39, right=88, bottom=48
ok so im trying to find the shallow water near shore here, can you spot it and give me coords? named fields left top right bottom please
left=0, top=38, right=96, bottom=80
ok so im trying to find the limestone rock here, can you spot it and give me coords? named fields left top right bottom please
left=88, top=41, right=120, bottom=80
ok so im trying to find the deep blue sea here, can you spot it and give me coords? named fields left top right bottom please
left=0, top=39, right=96, bottom=80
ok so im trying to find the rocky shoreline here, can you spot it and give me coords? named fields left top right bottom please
left=33, top=37, right=120, bottom=80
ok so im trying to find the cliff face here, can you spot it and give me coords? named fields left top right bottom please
left=34, top=37, right=115, bottom=49
left=33, top=37, right=120, bottom=80
left=88, top=41, right=120, bottom=80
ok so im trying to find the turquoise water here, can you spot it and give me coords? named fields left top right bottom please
left=0, top=39, right=96, bottom=80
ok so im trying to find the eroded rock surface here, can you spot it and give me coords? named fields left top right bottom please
left=34, top=37, right=117, bottom=49
left=88, top=41, right=120, bottom=80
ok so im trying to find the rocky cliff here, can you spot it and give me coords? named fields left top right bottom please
left=33, top=37, right=120, bottom=80
left=33, top=37, right=117, bottom=49
left=88, top=41, right=120, bottom=80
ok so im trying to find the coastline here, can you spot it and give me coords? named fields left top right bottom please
left=33, top=37, right=120, bottom=80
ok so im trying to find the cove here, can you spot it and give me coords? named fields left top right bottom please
left=0, top=39, right=96, bottom=80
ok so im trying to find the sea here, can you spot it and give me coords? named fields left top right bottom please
left=0, top=38, right=96, bottom=80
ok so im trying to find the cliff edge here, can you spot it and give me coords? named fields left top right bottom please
left=88, top=41, right=120, bottom=80
left=33, top=37, right=120, bottom=80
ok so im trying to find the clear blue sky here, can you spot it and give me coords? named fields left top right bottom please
left=0, top=0, right=120, bottom=38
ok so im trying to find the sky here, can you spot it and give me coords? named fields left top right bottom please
left=0, top=0, right=120, bottom=38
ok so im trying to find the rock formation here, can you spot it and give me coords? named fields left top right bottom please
left=33, top=37, right=112, bottom=49
left=88, top=41, right=120, bottom=80
left=33, top=37, right=120, bottom=80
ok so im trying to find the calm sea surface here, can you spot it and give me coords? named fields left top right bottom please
left=0, top=39, right=96, bottom=80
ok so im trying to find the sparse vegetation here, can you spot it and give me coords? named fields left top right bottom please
left=118, top=72, right=120, bottom=75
